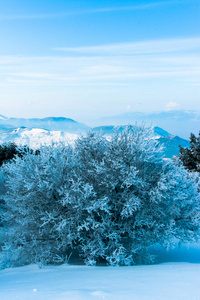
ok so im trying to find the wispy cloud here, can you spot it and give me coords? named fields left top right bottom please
left=54, top=37, right=200, bottom=55
left=9, top=72, right=55, bottom=79
left=0, top=36, right=199, bottom=87
left=0, top=1, right=191, bottom=20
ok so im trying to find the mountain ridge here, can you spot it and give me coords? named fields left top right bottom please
left=99, top=110, right=200, bottom=139
left=0, top=116, right=88, bottom=133
left=0, top=114, right=192, bottom=158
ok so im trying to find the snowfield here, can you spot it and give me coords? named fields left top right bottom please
left=0, top=127, right=78, bottom=148
left=0, top=244, right=200, bottom=300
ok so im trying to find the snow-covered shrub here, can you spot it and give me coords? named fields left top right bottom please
left=73, top=126, right=200, bottom=265
left=0, top=168, right=5, bottom=230
left=0, top=144, right=78, bottom=267
left=1, top=126, right=200, bottom=267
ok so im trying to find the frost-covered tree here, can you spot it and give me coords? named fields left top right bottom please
left=73, top=126, right=200, bottom=265
left=0, top=144, right=78, bottom=267
left=0, top=142, right=19, bottom=231
left=0, top=168, right=5, bottom=228
left=0, top=145, right=38, bottom=233
left=1, top=126, right=200, bottom=268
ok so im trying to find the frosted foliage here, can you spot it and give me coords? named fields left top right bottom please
left=0, top=126, right=199, bottom=267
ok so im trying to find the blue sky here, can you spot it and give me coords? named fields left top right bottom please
left=0, top=0, right=199, bottom=122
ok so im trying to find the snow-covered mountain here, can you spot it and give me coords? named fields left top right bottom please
left=93, top=125, right=189, bottom=158
left=0, top=116, right=89, bottom=133
left=93, top=125, right=171, bottom=138
left=0, top=127, right=78, bottom=149
left=99, top=110, right=200, bottom=139
left=0, top=115, right=190, bottom=158
left=0, top=116, right=89, bottom=148
left=0, top=115, right=8, bottom=122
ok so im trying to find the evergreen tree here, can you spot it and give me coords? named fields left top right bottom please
left=0, top=143, right=19, bottom=166
left=179, top=132, right=200, bottom=172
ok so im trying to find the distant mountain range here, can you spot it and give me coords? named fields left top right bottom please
left=92, top=125, right=189, bottom=158
left=0, top=116, right=89, bottom=133
left=0, top=114, right=7, bottom=120
left=0, top=114, right=191, bottom=158
left=99, top=110, right=200, bottom=139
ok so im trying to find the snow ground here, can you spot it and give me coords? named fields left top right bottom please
left=0, top=243, right=200, bottom=300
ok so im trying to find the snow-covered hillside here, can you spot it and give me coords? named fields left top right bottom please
left=1, top=242, right=200, bottom=300
left=0, top=127, right=78, bottom=148
left=0, top=116, right=85, bottom=148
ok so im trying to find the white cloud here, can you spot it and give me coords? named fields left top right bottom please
left=54, top=37, right=200, bottom=55
left=165, top=101, right=181, bottom=111
left=10, top=72, right=55, bottom=79
left=0, top=37, right=199, bottom=87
